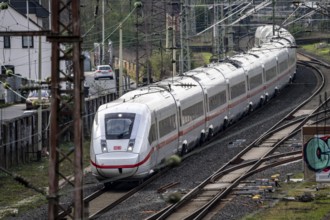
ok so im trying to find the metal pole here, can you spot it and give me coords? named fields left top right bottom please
left=272, top=0, right=275, bottom=36
left=48, top=0, right=83, bottom=218
left=37, top=35, right=42, bottom=161
left=102, top=0, right=105, bottom=65
left=172, top=16, right=176, bottom=79
left=119, top=23, right=123, bottom=96
left=135, top=9, right=139, bottom=87
left=26, top=0, right=31, bottom=83
left=48, top=0, right=60, bottom=217
left=71, top=0, right=83, bottom=217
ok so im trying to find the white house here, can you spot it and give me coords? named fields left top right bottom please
left=0, top=0, right=54, bottom=103
left=0, top=0, right=51, bottom=81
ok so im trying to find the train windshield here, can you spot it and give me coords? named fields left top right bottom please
left=105, top=113, right=135, bottom=140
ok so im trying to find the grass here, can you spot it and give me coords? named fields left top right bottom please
left=242, top=177, right=330, bottom=220
left=301, top=43, right=330, bottom=63
left=0, top=103, right=13, bottom=108
left=192, top=52, right=212, bottom=67
left=0, top=141, right=91, bottom=218
left=242, top=44, right=330, bottom=220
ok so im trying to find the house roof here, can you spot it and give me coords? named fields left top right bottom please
left=6, top=0, right=49, bottom=18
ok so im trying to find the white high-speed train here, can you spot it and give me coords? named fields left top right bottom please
left=90, top=25, right=296, bottom=182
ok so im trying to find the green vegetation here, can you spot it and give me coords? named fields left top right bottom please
left=0, top=103, right=13, bottom=108
left=0, top=141, right=91, bottom=218
left=242, top=177, right=330, bottom=220
left=192, top=52, right=212, bottom=68
left=243, top=44, right=330, bottom=219
left=80, top=1, right=139, bottom=51
left=301, top=43, right=330, bottom=63
left=146, top=52, right=173, bottom=80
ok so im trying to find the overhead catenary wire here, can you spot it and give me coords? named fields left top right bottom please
left=196, top=1, right=252, bottom=36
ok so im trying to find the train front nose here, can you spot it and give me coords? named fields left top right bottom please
left=92, top=152, right=139, bottom=180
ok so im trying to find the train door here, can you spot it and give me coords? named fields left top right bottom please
left=204, top=92, right=209, bottom=136
left=177, top=102, right=185, bottom=156
left=149, top=110, right=159, bottom=167
left=224, top=79, right=230, bottom=127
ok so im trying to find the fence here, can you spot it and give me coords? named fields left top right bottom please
left=0, top=93, right=116, bottom=169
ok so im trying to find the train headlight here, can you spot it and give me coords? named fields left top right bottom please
left=101, top=139, right=108, bottom=153
left=127, top=139, right=135, bottom=152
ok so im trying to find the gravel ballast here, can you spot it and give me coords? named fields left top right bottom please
left=6, top=64, right=317, bottom=220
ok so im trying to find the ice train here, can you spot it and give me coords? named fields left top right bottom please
left=90, top=25, right=297, bottom=182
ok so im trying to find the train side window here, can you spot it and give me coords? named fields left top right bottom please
left=230, top=81, right=245, bottom=100
left=279, top=60, right=288, bottom=73
left=181, top=101, right=204, bottom=125
left=178, top=106, right=182, bottom=127
left=265, top=66, right=276, bottom=81
left=288, top=54, right=296, bottom=66
left=159, top=114, right=176, bottom=138
left=249, top=73, right=262, bottom=90
left=148, top=124, right=157, bottom=144
left=209, top=91, right=226, bottom=111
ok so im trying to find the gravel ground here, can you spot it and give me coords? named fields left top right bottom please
left=6, top=65, right=317, bottom=220
left=98, top=61, right=316, bottom=219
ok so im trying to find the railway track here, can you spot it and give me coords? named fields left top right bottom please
left=143, top=53, right=330, bottom=220
left=58, top=166, right=172, bottom=219
left=59, top=53, right=329, bottom=220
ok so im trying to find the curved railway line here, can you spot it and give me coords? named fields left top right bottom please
left=143, top=53, right=330, bottom=220
left=58, top=52, right=330, bottom=220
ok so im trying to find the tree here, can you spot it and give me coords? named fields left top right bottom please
left=145, top=51, right=172, bottom=81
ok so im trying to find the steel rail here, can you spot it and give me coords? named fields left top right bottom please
left=88, top=167, right=171, bottom=219
left=192, top=154, right=302, bottom=220
left=146, top=152, right=302, bottom=220
left=189, top=57, right=328, bottom=220
left=148, top=59, right=325, bottom=220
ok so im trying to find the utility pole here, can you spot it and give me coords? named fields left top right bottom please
left=272, top=0, right=275, bottom=35
left=172, top=16, right=176, bottom=78
left=119, top=23, right=123, bottom=96
left=0, top=3, right=84, bottom=217
left=212, top=0, right=225, bottom=60
left=227, top=0, right=234, bottom=53
left=211, top=1, right=219, bottom=61
left=102, top=0, right=105, bottom=65
left=26, top=0, right=31, bottom=84
left=180, top=0, right=192, bottom=74
left=220, top=3, right=225, bottom=59
left=170, top=1, right=180, bottom=78
left=144, top=2, right=151, bottom=84
left=135, top=6, right=140, bottom=86
left=37, top=35, right=42, bottom=161
left=47, top=0, right=84, bottom=219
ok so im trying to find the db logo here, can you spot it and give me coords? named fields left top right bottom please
left=114, top=146, right=122, bottom=150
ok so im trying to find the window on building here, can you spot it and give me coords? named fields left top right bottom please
left=22, top=36, right=33, bottom=48
left=4, top=36, right=10, bottom=48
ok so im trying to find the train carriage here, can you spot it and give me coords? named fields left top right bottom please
left=231, top=54, right=264, bottom=111
left=90, top=25, right=297, bottom=182
left=216, top=62, right=247, bottom=123
left=185, top=66, right=228, bottom=137
left=157, top=76, right=206, bottom=154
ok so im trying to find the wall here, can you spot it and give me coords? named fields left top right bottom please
left=0, top=93, right=116, bottom=169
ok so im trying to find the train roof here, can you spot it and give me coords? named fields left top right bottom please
left=184, top=66, right=226, bottom=90
left=98, top=86, right=177, bottom=115
left=97, top=25, right=296, bottom=116
left=254, top=25, right=295, bottom=47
